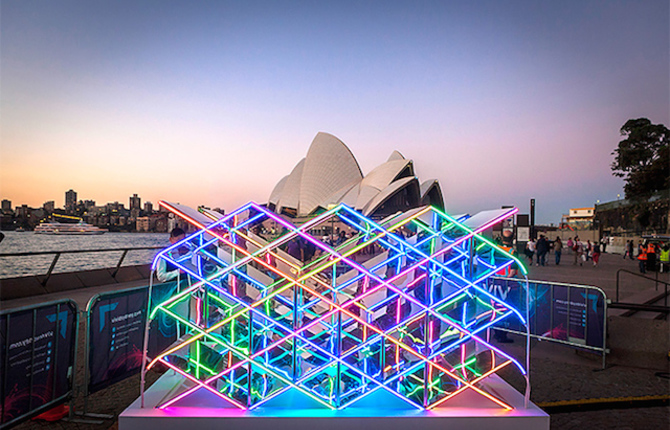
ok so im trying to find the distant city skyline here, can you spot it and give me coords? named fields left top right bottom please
left=1, top=1, right=668, bottom=224
left=2, top=190, right=156, bottom=211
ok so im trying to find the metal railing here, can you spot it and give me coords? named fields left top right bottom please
left=0, top=246, right=163, bottom=286
left=614, top=269, right=670, bottom=313
left=489, top=277, right=609, bottom=368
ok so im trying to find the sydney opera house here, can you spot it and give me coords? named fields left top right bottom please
left=267, top=132, right=444, bottom=219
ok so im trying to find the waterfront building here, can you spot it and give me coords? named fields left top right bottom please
left=130, top=193, right=141, bottom=210
left=17, top=204, right=29, bottom=219
left=268, top=132, right=444, bottom=219
left=87, top=205, right=106, bottom=216
left=1, top=199, right=12, bottom=214
left=83, top=199, right=96, bottom=210
left=153, top=215, right=168, bottom=232
left=65, top=189, right=77, bottom=213
left=143, top=201, right=153, bottom=214
left=136, top=216, right=150, bottom=232
left=106, top=201, right=123, bottom=213
left=43, top=200, right=55, bottom=213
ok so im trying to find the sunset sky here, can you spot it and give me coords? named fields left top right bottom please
left=1, top=1, right=668, bottom=224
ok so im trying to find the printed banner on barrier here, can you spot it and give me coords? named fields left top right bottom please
left=487, top=278, right=605, bottom=349
left=87, top=283, right=179, bottom=395
left=0, top=302, right=76, bottom=426
left=88, top=288, right=147, bottom=393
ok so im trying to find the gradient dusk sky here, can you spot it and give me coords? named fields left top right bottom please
left=1, top=1, right=668, bottom=224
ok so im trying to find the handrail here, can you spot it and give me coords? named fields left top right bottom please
left=0, top=246, right=164, bottom=286
left=0, top=246, right=163, bottom=257
left=615, top=268, right=670, bottom=303
left=608, top=302, right=670, bottom=313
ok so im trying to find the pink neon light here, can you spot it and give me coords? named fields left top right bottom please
left=195, top=296, right=202, bottom=326
left=150, top=203, right=524, bottom=410
left=158, top=358, right=246, bottom=410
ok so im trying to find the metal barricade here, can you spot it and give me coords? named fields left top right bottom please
left=0, top=299, right=78, bottom=429
left=488, top=277, right=608, bottom=368
left=79, top=283, right=178, bottom=417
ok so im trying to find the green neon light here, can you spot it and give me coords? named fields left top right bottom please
left=452, top=356, right=476, bottom=371
left=431, top=207, right=528, bottom=275
left=159, top=306, right=248, bottom=356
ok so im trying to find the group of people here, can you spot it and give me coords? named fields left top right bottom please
left=566, top=237, right=602, bottom=267
left=523, top=235, right=603, bottom=267
left=521, top=235, right=669, bottom=274
left=523, top=235, right=552, bottom=266
left=628, top=240, right=670, bottom=274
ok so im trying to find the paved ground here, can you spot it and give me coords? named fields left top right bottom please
left=7, top=252, right=670, bottom=429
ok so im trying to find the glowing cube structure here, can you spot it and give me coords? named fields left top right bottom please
left=144, top=202, right=529, bottom=411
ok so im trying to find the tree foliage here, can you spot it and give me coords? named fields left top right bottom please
left=611, top=118, right=669, bottom=199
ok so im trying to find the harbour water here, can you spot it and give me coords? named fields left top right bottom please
left=0, top=231, right=169, bottom=278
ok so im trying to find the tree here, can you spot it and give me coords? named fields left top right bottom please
left=611, top=118, right=669, bottom=199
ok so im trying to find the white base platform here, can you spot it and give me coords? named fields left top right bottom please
left=120, top=372, right=549, bottom=430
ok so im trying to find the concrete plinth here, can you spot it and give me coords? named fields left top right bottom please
left=120, top=372, right=549, bottom=430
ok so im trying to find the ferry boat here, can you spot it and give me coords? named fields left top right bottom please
left=34, top=221, right=108, bottom=235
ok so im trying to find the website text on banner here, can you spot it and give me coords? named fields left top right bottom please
left=86, top=283, right=178, bottom=395
left=0, top=300, right=77, bottom=429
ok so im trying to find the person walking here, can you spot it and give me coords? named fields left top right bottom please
left=623, top=240, right=630, bottom=259
left=592, top=241, right=601, bottom=267
left=585, top=240, right=593, bottom=261
left=659, top=243, right=669, bottom=273
left=566, top=237, right=574, bottom=254
left=624, top=240, right=634, bottom=260
left=525, top=238, right=536, bottom=264
left=573, top=236, right=583, bottom=265
left=554, top=236, right=563, bottom=265
left=536, top=235, right=549, bottom=266
left=637, top=241, right=647, bottom=274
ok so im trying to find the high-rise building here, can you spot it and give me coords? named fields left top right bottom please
left=65, top=189, right=77, bottom=213
left=17, top=205, right=29, bottom=219
left=1, top=199, right=11, bottom=213
left=130, top=194, right=141, bottom=211
left=43, top=201, right=55, bottom=212
left=83, top=200, right=96, bottom=210
left=144, top=201, right=153, bottom=214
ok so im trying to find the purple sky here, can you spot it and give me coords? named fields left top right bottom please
left=1, top=1, right=668, bottom=224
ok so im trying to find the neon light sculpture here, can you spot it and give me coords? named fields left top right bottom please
left=142, top=202, right=529, bottom=411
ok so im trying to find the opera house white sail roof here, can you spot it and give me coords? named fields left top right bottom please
left=268, top=132, right=444, bottom=218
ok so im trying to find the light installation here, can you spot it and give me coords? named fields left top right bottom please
left=141, top=202, right=529, bottom=411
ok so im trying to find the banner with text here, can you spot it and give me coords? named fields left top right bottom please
left=87, top=282, right=179, bottom=395
left=486, top=278, right=606, bottom=349
left=0, top=301, right=77, bottom=428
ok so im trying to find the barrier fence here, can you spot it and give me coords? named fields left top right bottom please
left=84, top=283, right=179, bottom=398
left=0, top=300, right=78, bottom=429
left=0, top=277, right=608, bottom=427
left=487, top=277, right=608, bottom=368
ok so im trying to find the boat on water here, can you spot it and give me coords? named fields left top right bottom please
left=34, top=221, right=108, bottom=235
